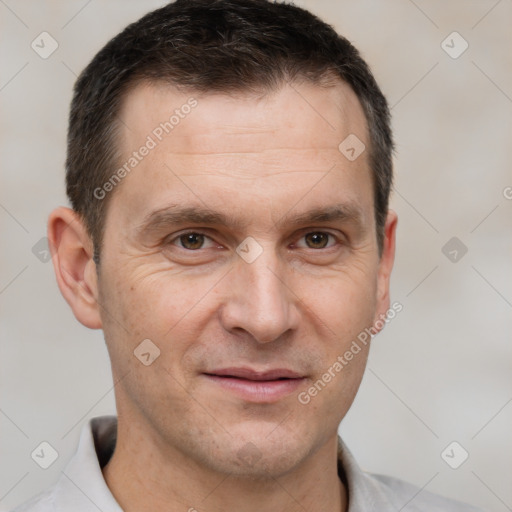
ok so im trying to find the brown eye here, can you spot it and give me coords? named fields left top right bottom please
left=178, top=233, right=206, bottom=250
left=304, top=232, right=331, bottom=249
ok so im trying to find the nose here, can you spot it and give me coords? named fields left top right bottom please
left=219, top=246, right=300, bottom=344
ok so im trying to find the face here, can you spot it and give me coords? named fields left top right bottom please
left=90, top=80, right=396, bottom=477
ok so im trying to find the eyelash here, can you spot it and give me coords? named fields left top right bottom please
left=168, top=230, right=342, bottom=252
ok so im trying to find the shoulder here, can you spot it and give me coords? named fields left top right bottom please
left=337, top=438, right=483, bottom=512
left=9, top=487, right=55, bottom=512
left=368, top=472, right=484, bottom=512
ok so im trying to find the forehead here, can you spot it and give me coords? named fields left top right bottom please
left=109, top=79, right=373, bottom=232
left=118, top=79, right=368, bottom=158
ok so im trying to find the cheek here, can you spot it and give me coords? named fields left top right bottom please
left=99, top=267, right=215, bottom=361
left=299, top=267, right=378, bottom=340
left=98, top=271, right=202, bottom=404
left=297, top=270, right=377, bottom=405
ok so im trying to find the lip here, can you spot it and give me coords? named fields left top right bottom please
left=203, top=367, right=306, bottom=403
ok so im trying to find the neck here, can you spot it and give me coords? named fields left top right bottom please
left=102, top=416, right=347, bottom=512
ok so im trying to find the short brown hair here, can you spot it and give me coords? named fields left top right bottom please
left=65, top=0, right=393, bottom=262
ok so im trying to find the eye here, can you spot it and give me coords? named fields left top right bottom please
left=171, top=232, right=216, bottom=250
left=296, top=232, right=338, bottom=250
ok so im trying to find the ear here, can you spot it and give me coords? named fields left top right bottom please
left=373, top=209, right=398, bottom=330
left=47, top=207, right=102, bottom=329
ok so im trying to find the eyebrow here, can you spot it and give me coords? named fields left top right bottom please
left=136, top=202, right=365, bottom=235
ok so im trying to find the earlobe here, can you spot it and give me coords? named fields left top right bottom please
left=373, top=209, right=398, bottom=330
left=48, top=207, right=103, bottom=329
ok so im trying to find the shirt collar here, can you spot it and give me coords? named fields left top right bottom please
left=53, top=415, right=122, bottom=512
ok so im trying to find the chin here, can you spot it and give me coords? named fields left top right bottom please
left=199, top=423, right=313, bottom=479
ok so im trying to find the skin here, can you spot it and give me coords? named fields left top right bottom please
left=49, top=79, right=397, bottom=512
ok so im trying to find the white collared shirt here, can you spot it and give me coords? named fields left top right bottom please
left=11, top=416, right=482, bottom=512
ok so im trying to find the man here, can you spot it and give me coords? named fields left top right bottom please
left=13, top=1, right=481, bottom=511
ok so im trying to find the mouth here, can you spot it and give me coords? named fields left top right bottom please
left=203, top=367, right=306, bottom=403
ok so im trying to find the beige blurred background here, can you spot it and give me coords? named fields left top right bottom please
left=1, top=1, right=511, bottom=510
